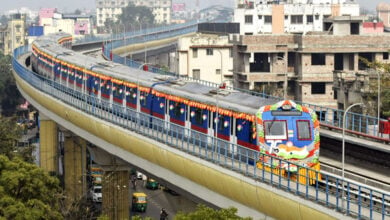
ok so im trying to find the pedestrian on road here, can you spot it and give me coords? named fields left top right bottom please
left=160, top=208, right=168, bottom=220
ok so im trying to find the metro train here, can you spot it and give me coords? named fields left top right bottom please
left=30, top=33, right=320, bottom=184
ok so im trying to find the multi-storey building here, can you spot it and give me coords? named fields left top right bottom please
left=377, top=3, right=390, bottom=31
left=234, top=0, right=359, bottom=35
left=3, top=14, right=27, bottom=55
left=177, top=34, right=234, bottom=85
left=95, top=0, right=172, bottom=27
left=38, top=8, right=94, bottom=37
left=231, top=0, right=390, bottom=110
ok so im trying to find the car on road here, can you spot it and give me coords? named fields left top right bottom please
left=90, top=185, right=102, bottom=203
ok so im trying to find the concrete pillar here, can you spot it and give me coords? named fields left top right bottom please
left=39, top=115, right=58, bottom=175
left=63, top=134, right=87, bottom=206
left=101, top=166, right=130, bottom=220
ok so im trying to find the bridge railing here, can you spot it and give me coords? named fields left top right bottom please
left=13, top=46, right=389, bottom=220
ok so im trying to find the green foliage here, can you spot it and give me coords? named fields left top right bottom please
left=0, top=117, right=22, bottom=158
left=174, top=204, right=252, bottom=220
left=358, top=56, right=390, bottom=118
left=116, top=3, right=155, bottom=31
left=0, top=53, right=24, bottom=116
left=0, top=155, right=63, bottom=219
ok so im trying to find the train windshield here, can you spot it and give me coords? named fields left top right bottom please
left=264, top=120, right=287, bottom=140
left=297, top=120, right=311, bottom=140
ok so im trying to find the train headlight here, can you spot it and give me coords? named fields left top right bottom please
left=282, top=104, right=292, bottom=111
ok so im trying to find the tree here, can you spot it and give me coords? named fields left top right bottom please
left=74, top=9, right=82, bottom=15
left=359, top=56, right=390, bottom=118
left=175, top=204, right=252, bottom=220
left=0, top=15, right=8, bottom=26
left=0, top=155, right=63, bottom=219
left=116, top=3, right=155, bottom=31
left=0, top=116, right=22, bottom=158
left=0, top=53, right=24, bottom=116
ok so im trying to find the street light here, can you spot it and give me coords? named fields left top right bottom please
left=215, top=49, right=223, bottom=84
left=341, top=102, right=364, bottom=211
left=375, top=71, right=381, bottom=136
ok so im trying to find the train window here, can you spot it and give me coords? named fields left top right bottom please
left=140, top=92, right=148, bottom=106
left=264, top=120, right=287, bottom=140
left=128, top=88, right=136, bottom=101
left=195, top=108, right=203, bottom=124
left=297, top=120, right=311, bottom=140
left=174, top=103, right=181, bottom=117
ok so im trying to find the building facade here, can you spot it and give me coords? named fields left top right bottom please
left=3, top=14, right=27, bottom=55
left=377, top=3, right=390, bottom=31
left=95, top=0, right=172, bottom=27
left=177, top=34, right=234, bottom=85
left=234, top=0, right=359, bottom=35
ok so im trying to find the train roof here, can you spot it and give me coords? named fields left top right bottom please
left=32, top=34, right=280, bottom=116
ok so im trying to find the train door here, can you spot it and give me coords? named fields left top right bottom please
left=151, top=96, right=165, bottom=120
left=213, top=114, right=231, bottom=141
left=100, top=80, right=112, bottom=109
left=139, top=90, right=152, bottom=127
left=75, top=68, right=84, bottom=92
left=125, top=87, right=137, bottom=109
left=190, top=107, right=209, bottom=148
left=169, top=101, right=186, bottom=126
left=112, top=83, right=124, bottom=115
left=52, top=59, right=60, bottom=82
left=68, top=66, right=75, bottom=91
left=57, top=62, right=66, bottom=86
left=168, top=101, right=186, bottom=137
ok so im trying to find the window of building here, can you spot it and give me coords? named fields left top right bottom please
left=229, top=48, right=233, bottom=58
left=245, top=15, right=253, bottom=24
left=206, top=48, right=213, bottom=55
left=307, top=15, right=313, bottom=23
left=291, top=15, right=303, bottom=24
left=264, top=16, right=272, bottom=24
left=193, top=69, right=200, bottom=79
left=285, top=15, right=288, bottom=20
left=258, top=15, right=262, bottom=19
left=383, top=52, right=389, bottom=60
left=311, top=53, right=326, bottom=65
left=193, top=48, right=198, bottom=58
left=311, top=82, right=326, bottom=94
left=216, top=69, right=221, bottom=75
left=315, top=14, right=320, bottom=20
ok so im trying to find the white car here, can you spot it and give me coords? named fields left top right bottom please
left=90, top=185, right=102, bottom=203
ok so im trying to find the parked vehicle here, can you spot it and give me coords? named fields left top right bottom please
left=90, top=185, right=102, bottom=203
left=131, top=192, right=147, bottom=212
left=145, top=177, right=159, bottom=190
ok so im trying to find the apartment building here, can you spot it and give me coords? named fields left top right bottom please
left=2, top=14, right=27, bottom=55
left=38, top=8, right=94, bottom=37
left=95, top=0, right=172, bottom=27
left=231, top=15, right=390, bottom=109
left=234, top=0, right=359, bottom=35
left=231, top=0, right=390, bottom=111
left=177, top=34, right=234, bottom=85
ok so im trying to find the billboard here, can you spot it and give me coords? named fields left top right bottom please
left=172, top=3, right=186, bottom=12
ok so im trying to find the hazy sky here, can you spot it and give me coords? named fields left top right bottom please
left=0, top=0, right=382, bottom=15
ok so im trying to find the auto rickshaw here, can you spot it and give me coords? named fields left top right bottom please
left=145, top=177, right=159, bottom=190
left=131, top=192, right=147, bottom=212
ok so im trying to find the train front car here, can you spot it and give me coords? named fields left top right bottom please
left=256, top=100, right=320, bottom=185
